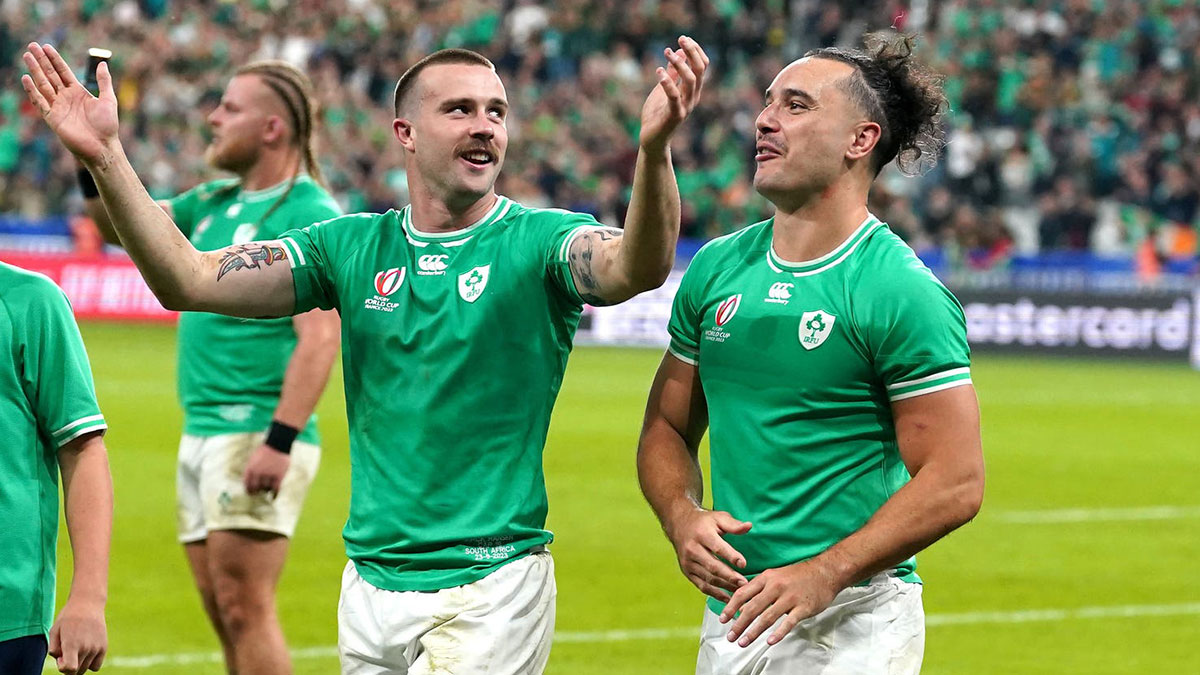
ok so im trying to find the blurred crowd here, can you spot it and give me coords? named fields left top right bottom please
left=1, top=0, right=1198, bottom=266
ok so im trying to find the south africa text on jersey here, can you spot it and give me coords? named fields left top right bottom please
left=463, top=544, right=518, bottom=561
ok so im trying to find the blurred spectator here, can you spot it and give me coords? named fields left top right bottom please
left=1, top=0, right=1198, bottom=268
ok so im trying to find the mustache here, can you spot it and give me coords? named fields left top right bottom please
left=457, top=142, right=499, bottom=156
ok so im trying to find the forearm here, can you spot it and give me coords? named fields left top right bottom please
left=83, top=141, right=204, bottom=310
left=618, top=146, right=680, bottom=290
left=271, top=316, right=339, bottom=428
left=58, top=435, right=113, bottom=605
left=82, top=194, right=120, bottom=245
left=637, top=423, right=705, bottom=539
left=808, top=459, right=983, bottom=589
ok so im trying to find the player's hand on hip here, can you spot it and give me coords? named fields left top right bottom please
left=48, top=596, right=107, bottom=674
left=667, top=507, right=751, bottom=602
left=21, top=43, right=119, bottom=165
left=243, top=444, right=290, bottom=496
left=719, top=559, right=841, bottom=648
left=639, top=35, right=709, bottom=153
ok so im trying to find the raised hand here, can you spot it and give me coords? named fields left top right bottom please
left=665, top=507, right=751, bottom=602
left=639, top=36, right=709, bottom=154
left=21, top=43, right=119, bottom=166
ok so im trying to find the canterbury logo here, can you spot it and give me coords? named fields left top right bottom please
left=374, top=267, right=406, bottom=296
left=768, top=282, right=793, bottom=302
left=418, top=254, right=449, bottom=274
left=715, top=294, right=742, bottom=327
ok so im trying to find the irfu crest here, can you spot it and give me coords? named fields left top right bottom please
left=458, top=264, right=491, bottom=303
left=799, top=310, right=836, bottom=350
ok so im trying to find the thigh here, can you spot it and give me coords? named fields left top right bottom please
left=200, top=433, right=320, bottom=538
left=338, top=561, right=413, bottom=675
left=177, top=434, right=207, bottom=543
left=0, top=634, right=48, bottom=675
left=206, top=529, right=290, bottom=598
left=414, top=551, right=557, bottom=675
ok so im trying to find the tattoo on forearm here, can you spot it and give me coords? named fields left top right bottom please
left=568, top=227, right=623, bottom=306
left=216, top=243, right=288, bottom=281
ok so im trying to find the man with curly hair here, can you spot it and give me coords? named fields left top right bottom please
left=638, top=33, right=984, bottom=673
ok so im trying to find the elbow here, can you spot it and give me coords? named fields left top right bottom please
left=155, top=284, right=200, bottom=313
left=629, top=258, right=674, bottom=293
left=949, top=469, right=985, bottom=527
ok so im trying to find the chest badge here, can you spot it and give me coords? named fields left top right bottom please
left=458, top=264, right=491, bottom=303
left=799, top=310, right=836, bottom=350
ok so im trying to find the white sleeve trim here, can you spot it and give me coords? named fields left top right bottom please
left=57, top=422, right=108, bottom=447
left=889, top=378, right=972, bottom=402
left=280, top=237, right=305, bottom=267
left=667, top=344, right=699, bottom=366
left=556, top=225, right=605, bottom=263
left=52, top=414, right=106, bottom=438
left=887, top=367, right=972, bottom=391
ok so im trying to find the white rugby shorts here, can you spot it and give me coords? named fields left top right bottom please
left=338, top=551, right=556, bottom=675
left=696, top=573, right=925, bottom=675
left=176, top=431, right=320, bottom=543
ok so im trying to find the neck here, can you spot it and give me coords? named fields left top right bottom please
left=407, top=178, right=498, bottom=233
left=769, top=177, right=871, bottom=262
left=238, top=149, right=303, bottom=191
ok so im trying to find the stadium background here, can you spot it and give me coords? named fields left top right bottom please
left=2, top=0, right=1198, bottom=672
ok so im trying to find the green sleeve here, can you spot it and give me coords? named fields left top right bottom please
left=541, top=210, right=606, bottom=305
left=858, top=266, right=972, bottom=402
left=21, top=280, right=107, bottom=447
left=666, top=246, right=710, bottom=365
left=279, top=215, right=358, bottom=314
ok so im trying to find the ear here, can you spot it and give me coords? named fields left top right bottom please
left=393, top=117, right=415, bottom=151
left=263, top=115, right=287, bottom=145
left=846, top=120, right=882, bottom=163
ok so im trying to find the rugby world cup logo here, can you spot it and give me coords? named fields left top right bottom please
left=374, top=267, right=406, bottom=297
left=715, top=294, right=742, bottom=327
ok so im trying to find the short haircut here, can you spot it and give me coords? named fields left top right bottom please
left=393, top=49, right=496, bottom=117
left=806, top=33, right=947, bottom=176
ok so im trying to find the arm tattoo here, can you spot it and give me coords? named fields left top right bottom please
left=216, top=243, right=289, bottom=281
left=568, top=227, right=623, bottom=306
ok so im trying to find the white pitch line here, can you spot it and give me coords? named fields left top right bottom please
left=65, top=602, right=1200, bottom=670
left=993, top=505, right=1200, bottom=524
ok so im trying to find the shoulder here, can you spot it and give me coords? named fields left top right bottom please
left=847, top=224, right=964, bottom=329
left=0, top=263, right=66, bottom=305
left=287, top=177, right=344, bottom=217
left=687, top=219, right=771, bottom=272
left=504, top=200, right=600, bottom=229
left=0, top=263, right=71, bottom=327
left=186, top=177, right=241, bottom=202
left=852, top=223, right=951, bottom=297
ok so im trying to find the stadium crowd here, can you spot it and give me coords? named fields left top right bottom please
left=2, top=0, right=1198, bottom=266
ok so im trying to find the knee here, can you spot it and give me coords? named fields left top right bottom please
left=212, top=574, right=268, bottom=637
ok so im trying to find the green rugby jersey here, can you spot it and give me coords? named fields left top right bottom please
left=0, top=263, right=107, bottom=640
left=279, top=195, right=602, bottom=591
left=667, top=215, right=971, bottom=612
left=167, top=175, right=342, bottom=442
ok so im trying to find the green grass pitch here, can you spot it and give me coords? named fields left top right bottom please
left=48, top=320, right=1200, bottom=673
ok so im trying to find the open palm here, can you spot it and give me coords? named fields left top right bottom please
left=21, top=43, right=119, bottom=164
left=639, top=36, right=709, bottom=153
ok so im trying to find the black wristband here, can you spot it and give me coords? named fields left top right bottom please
left=264, top=421, right=299, bottom=454
left=77, top=167, right=100, bottom=199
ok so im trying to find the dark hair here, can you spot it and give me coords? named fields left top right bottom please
left=393, top=48, right=495, bottom=117
left=806, top=32, right=947, bottom=176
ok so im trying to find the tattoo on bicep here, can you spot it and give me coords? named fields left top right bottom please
left=216, top=243, right=289, bottom=281
left=568, top=227, right=623, bottom=306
